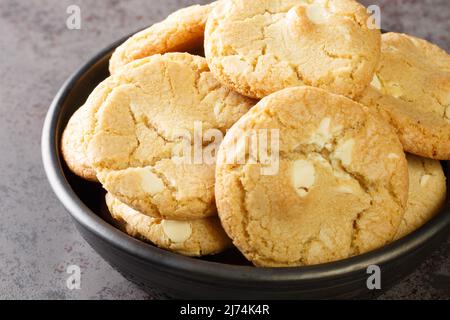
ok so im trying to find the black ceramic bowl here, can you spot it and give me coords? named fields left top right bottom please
left=42, top=36, right=450, bottom=299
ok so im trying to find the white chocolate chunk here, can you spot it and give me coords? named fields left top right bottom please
left=161, top=220, right=192, bottom=243
left=306, top=4, right=329, bottom=24
left=334, top=139, right=355, bottom=166
left=336, top=185, right=354, bottom=194
left=388, top=153, right=401, bottom=159
left=296, top=189, right=309, bottom=197
left=310, top=117, right=331, bottom=148
left=388, top=84, right=403, bottom=98
left=371, top=74, right=382, bottom=90
left=287, top=5, right=301, bottom=19
left=318, top=118, right=331, bottom=135
left=287, top=5, right=307, bottom=33
left=292, top=160, right=316, bottom=197
left=420, top=175, right=432, bottom=187
left=140, top=171, right=165, bottom=195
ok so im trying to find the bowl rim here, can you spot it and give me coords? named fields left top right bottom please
left=41, top=34, right=450, bottom=286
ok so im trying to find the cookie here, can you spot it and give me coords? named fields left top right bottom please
left=105, top=193, right=232, bottom=257
left=87, top=53, right=254, bottom=220
left=61, top=104, right=98, bottom=182
left=109, top=3, right=215, bottom=74
left=61, top=76, right=127, bottom=182
left=215, top=86, right=409, bottom=267
left=394, top=154, right=447, bottom=240
left=205, top=0, right=381, bottom=99
left=359, top=33, right=450, bottom=160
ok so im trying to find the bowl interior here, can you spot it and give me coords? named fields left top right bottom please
left=53, top=44, right=450, bottom=271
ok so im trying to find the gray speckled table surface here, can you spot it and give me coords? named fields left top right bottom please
left=0, top=0, right=449, bottom=300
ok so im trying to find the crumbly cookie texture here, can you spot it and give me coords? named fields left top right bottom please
left=395, top=154, right=447, bottom=240
left=205, top=0, right=381, bottom=99
left=61, top=77, right=127, bottom=182
left=105, top=193, right=232, bottom=257
left=61, top=104, right=98, bottom=182
left=87, top=53, right=254, bottom=220
left=359, top=33, right=450, bottom=160
left=215, top=86, right=409, bottom=267
left=109, top=3, right=215, bottom=74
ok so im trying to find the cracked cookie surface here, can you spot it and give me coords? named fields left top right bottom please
left=61, top=104, right=98, bottom=182
left=205, top=0, right=381, bottom=99
left=105, top=193, right=232, bottom=257
left=215, top=86, right=409, bottom=267
left=359, top=33, right=450, bottom=160
left=395, top=154, right=447, bottom=240
left=109, top=3, right=215, bottom=74
left=87, top=53, right=254, bottom=220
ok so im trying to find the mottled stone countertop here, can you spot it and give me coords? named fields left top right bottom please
left=0, top=0, right=448, bottom=299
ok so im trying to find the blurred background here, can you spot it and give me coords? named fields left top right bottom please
left=0, top=0, right=449, bottom=299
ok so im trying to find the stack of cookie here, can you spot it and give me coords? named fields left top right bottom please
left=62, top=0, right=448, bottom=267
